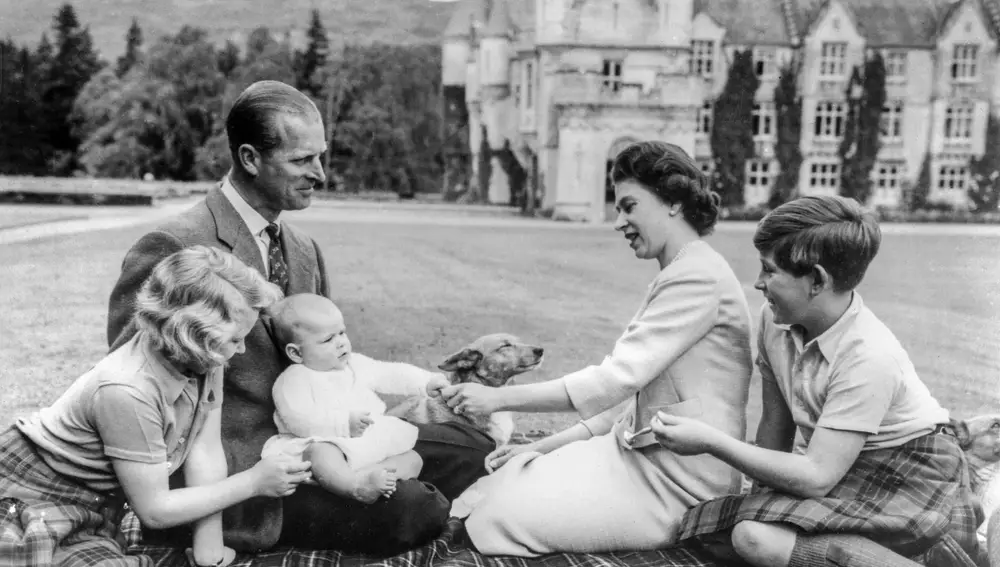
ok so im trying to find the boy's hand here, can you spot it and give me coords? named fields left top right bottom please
left=426, top=373, right=451, bottom=397
left=349, top=411, right=374, bottom=437
left=650, top=412, right=721, bottom=456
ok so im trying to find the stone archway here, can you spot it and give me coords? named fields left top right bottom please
left=604, top=136, right=640, bottom=219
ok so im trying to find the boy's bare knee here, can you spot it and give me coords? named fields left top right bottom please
left=732, top=521, right=790, bottom=566
left=732, top=521, right=765, bottom=557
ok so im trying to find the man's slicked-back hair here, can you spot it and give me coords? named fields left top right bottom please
left=753, top=195, right=882, bottom=292
left=226, top=80, right=319, bottom=162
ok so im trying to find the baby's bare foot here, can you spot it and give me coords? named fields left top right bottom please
left=351, top=468, right=397, bottom=504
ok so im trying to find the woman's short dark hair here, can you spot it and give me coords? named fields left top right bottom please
left=609, top=141, right=721, bottom=236
left=225, top=80, right=319, bottom=162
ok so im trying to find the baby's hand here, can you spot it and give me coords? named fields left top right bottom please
left=426, top=373, right=451, bottom=397
left=349, top=411, right=374, bottom=437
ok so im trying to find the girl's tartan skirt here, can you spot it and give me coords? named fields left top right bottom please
left=0, top=426, right=153, bottom=567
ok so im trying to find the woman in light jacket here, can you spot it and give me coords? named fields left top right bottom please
left=439, top=141, right=754, bottom=557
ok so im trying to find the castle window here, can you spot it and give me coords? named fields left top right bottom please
left=951, top=44, right=979, bottom=81
left=880, top=101, right=903, bottom=141
left=751, top=103, right=775, bottom=138
left=937, top=165, right=969, bottom=192
left=697, top=101, right=713, bottom=134
left=692, top=40, right=714, bottom=77
left=883, top=50, right=907, bottom=82
left=944, top=104, right=974, bottom=140
left=753, top=47, right=777, bottom=78
left=819, top=42, right=847, bottom=77
left=602, top=59, right=623, bottom=93
left=873, top=162, right=904, bottom=200
left=746, top=160, right=775, bottom=204
left=808, top=161, right=841, bottom=193
left=814, top=101, right=846, bottom=139
left=524, top=60, right=535, bottom=108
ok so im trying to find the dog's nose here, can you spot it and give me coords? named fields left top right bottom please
left=533, top=347, right=544, bottom=357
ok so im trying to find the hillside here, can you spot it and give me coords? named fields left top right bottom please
left=0, top=0, right=457, bottom=60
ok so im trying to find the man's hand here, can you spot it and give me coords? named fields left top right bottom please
left=349, top=411, right=374, bottom=437
left=425, top=373, right=451, bottom=397
left=438, top=383, right=500, bottom=417
left=650, top=412, right=723, bottom=456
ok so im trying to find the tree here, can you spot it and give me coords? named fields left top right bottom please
left=295, top=9, right=329, bottom=96
left=710, top=48, right=760, bottom=208
left=318, top=42, right=445, bottom=195
left=41, top=3, right=104, bottom=174
left=116, top=18, right=143, bottom=77
left=770, top=59, right=803, bottom=209
left=74, top=26, right=226, bottom=181
left=217, top=39, right=241, bottom=78
left=907, top=153, right=932, bottom=212
left=0, top=40, right=49, bottom=174
left=839, top=53, right=886, bottom=204
left=968, top=113, right=1000, bottom=212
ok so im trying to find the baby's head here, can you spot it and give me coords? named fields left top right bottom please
left=267, top=293, right=352, bottom=371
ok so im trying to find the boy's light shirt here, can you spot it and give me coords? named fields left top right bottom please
left=758, top=292, right=948, bottom=452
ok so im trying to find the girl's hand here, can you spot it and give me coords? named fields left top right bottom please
left=650, top=412, right=722, bottom=456
left=439, top=383, right=500, bottom=417
left=485, top=443, right=537, bottom=473
left=250, top=454, right=312, bottom=498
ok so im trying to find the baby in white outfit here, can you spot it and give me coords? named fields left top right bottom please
left=262, top=293, right=448, bottom=503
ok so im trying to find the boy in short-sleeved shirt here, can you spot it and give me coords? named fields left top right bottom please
left=654, top=196, right=981, bottom=567
left=757, top=292, right=948, bottom=455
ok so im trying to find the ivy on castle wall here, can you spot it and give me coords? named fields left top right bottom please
left=710, top=48, right=760, bottom=208
left=969, top=113, right=1000, bottom=212
left=771, top=59, right=803, bottom=209
left=908, top=153, right=932, bottom=212
left=838, top=53, right=886, bottom=204
left=477, top=125, right=492, bottom=203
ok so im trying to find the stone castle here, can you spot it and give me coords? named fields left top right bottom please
left=439, top=0, right=1000, bottom=222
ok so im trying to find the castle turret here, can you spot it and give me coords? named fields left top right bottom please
left=442, top=2, right=474, bottom=86
left=657, top=0, right=693, bottom=46
left=479, top=0, right=512, bottom=87
left=537, top=0, right=566, bottom=44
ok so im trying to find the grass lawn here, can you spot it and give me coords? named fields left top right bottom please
left=2, top=210, right=999, bottom=439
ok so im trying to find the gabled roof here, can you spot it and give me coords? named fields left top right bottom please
left=483, top=0, right=513, bottom=37
left=694, top=0, right=794, bottom=45
left=442, top=0, right=1000, bottom=48
left=443, top=1, right=477, bottom=39
left=936, top=0, right=1000, bottom=42
left=794, top=0, right=1000, bottom=47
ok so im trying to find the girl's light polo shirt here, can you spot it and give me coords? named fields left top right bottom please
left=16, top=333, right=223, bottom=493
left=757, top=292, right=949, bottom=452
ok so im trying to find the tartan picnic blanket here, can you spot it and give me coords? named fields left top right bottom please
left=120, top=515, right=731, bottom=567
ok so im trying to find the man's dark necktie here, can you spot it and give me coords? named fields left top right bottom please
left=264, top=223, right=289, bottom=292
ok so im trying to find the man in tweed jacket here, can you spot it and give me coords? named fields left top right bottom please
left=107, top=81, right=493, bottom=556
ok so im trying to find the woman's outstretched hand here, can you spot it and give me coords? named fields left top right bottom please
left=650, top=412, right=721, bottom=456
left=485, top=443, right=537, bottom=473
left=439, top=383, right=501, bottom=417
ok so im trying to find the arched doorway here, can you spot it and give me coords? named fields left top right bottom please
left=605, top=136, right=639, bottom=219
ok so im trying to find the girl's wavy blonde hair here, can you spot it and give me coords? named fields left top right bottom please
left=134, top=245, right=284, bottom=372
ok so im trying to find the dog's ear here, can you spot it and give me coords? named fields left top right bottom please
left=950, top=418, right=972, bottom=449
left=439, top=348, right=483, bottom=371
